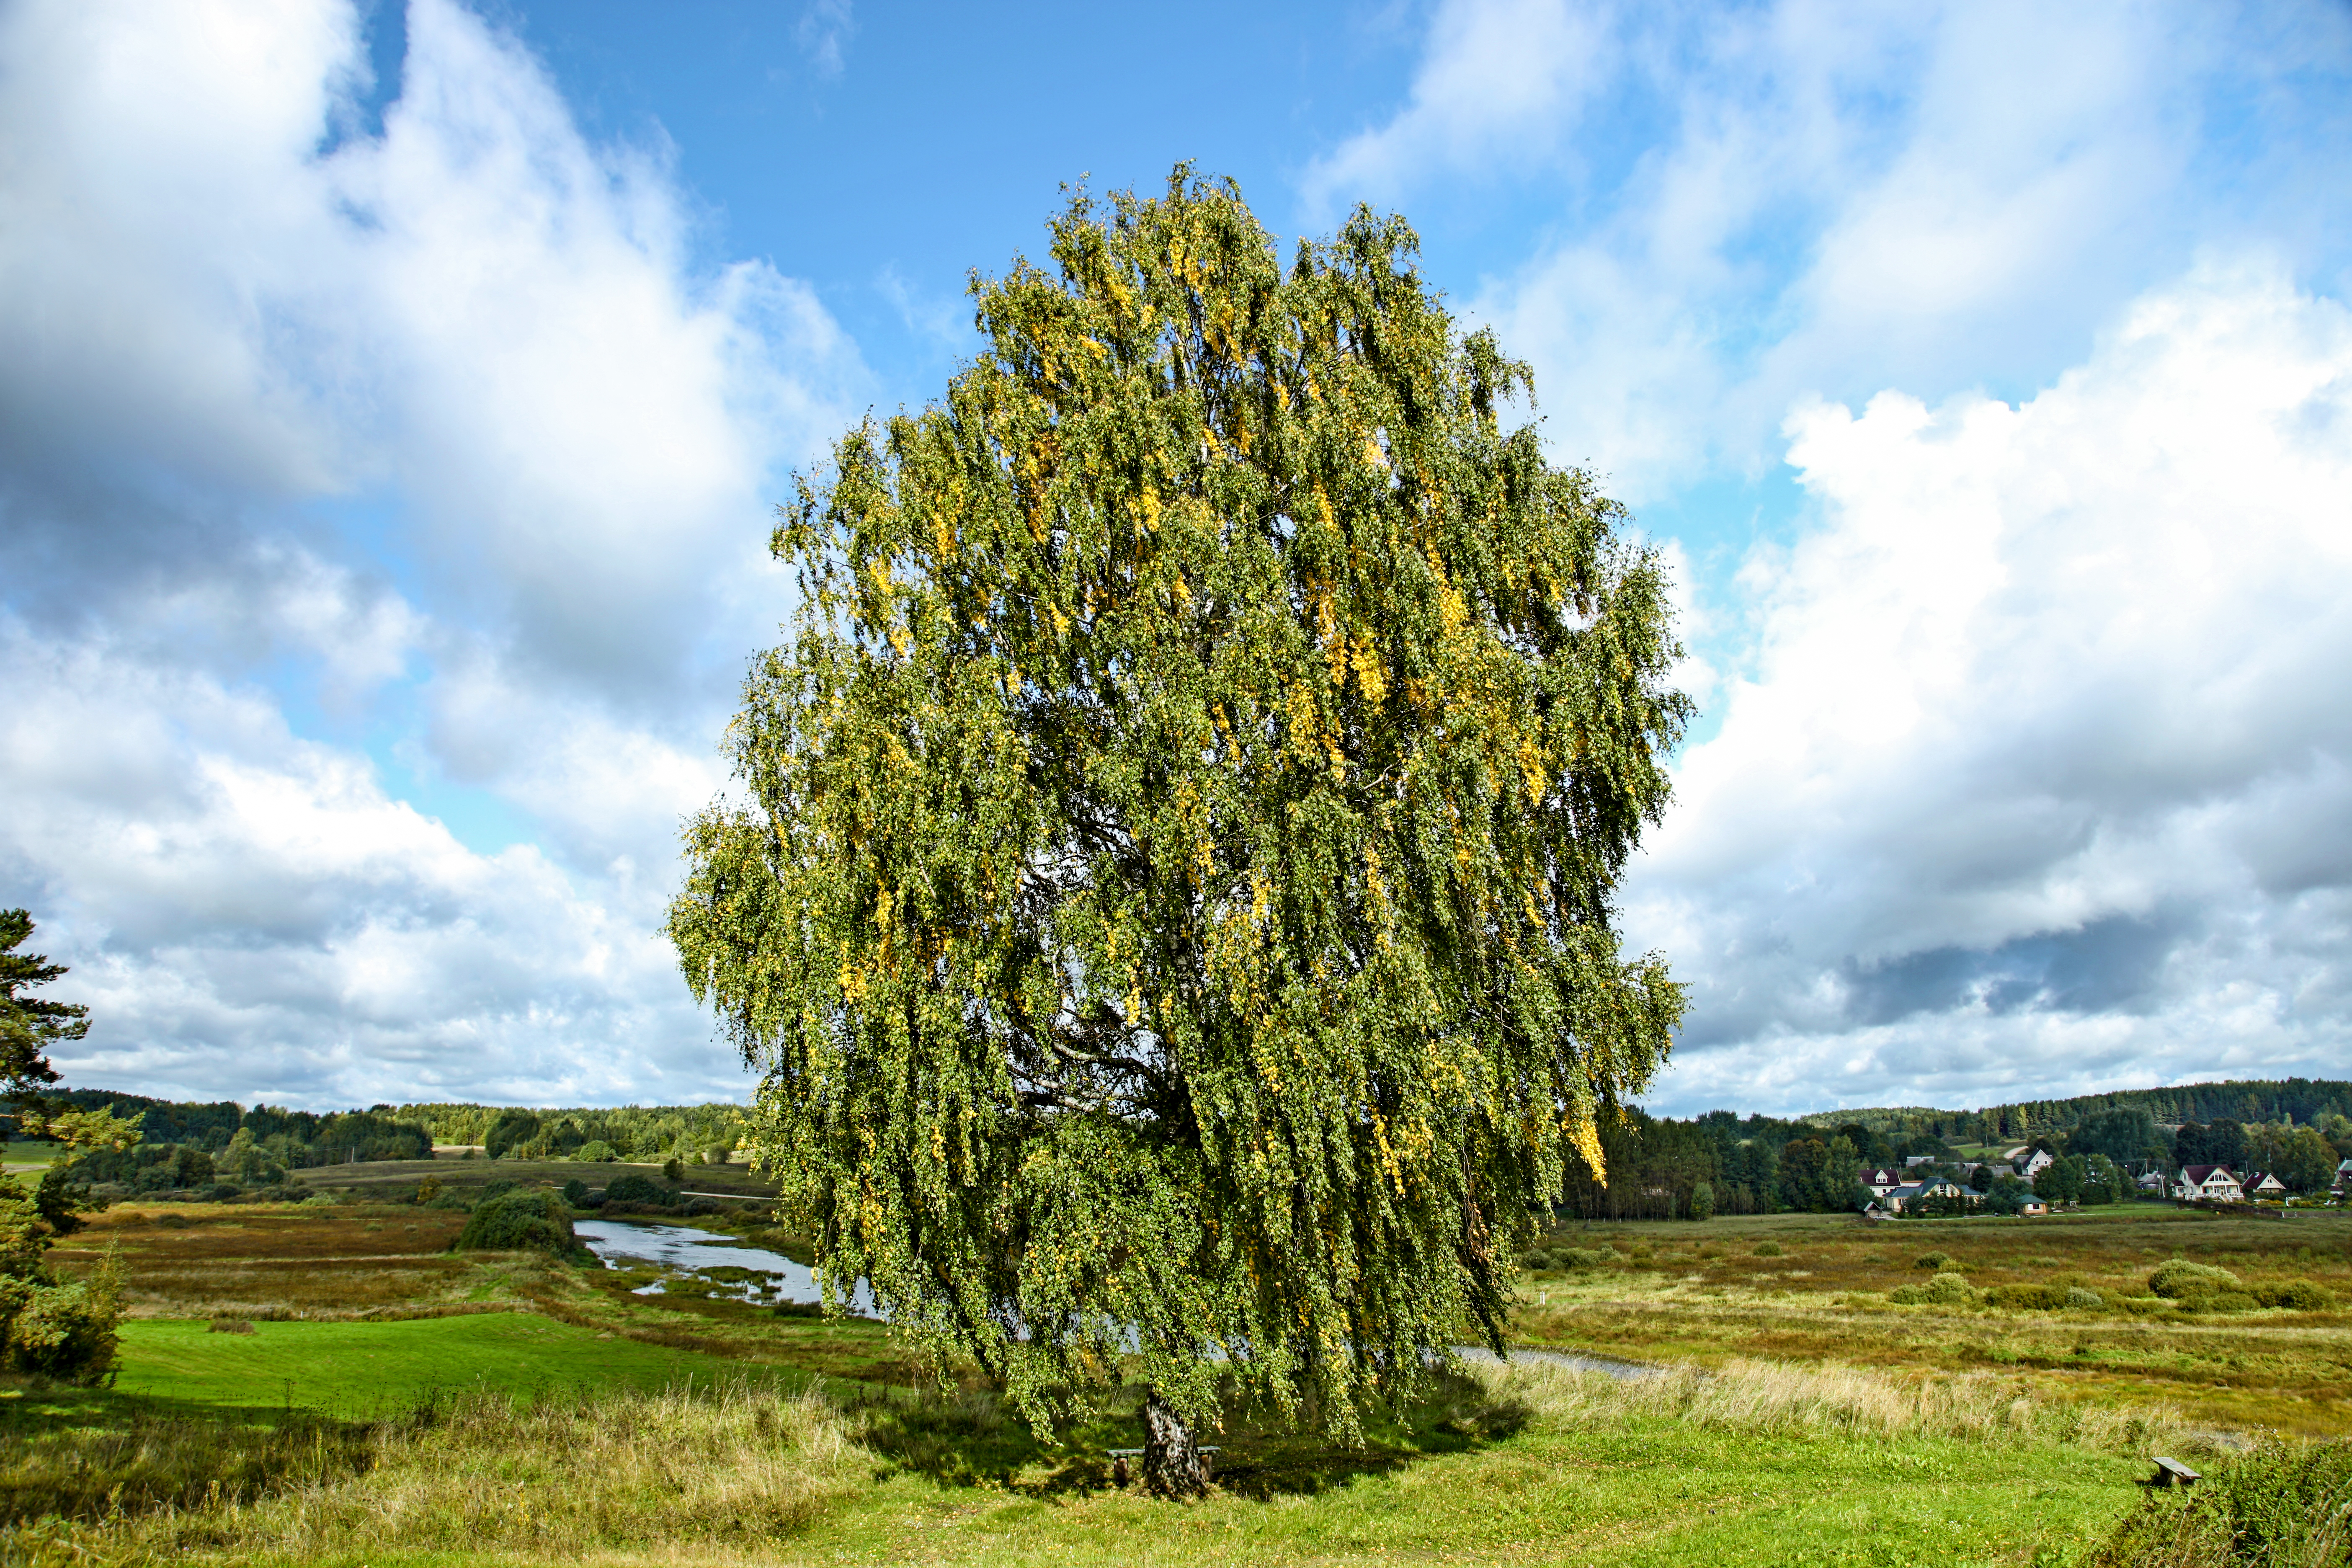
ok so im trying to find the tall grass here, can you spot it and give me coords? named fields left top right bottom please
left=0, top=1358, right=2221, bottom=1565
left=2089, top=1440, right=2352, bottom=1567
left=10, top=1379, right=863, bottom=1565
left=1473, top=1354, right=2195, bottom=1453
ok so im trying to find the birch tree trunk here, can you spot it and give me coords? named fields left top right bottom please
left=1141, top=1390, right=1207, bottom=1498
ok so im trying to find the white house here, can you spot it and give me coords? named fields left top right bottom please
left=2173, top=1165, right=2244, bottom=1202
left=2242, top=1171, right=2287, bottom=1199
left=2014, top=1149, right=2054, bottom=1179
left=1862, top=1166, right=1902, bottom=1198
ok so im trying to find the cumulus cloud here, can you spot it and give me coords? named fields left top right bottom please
left=1307, top=0, right=2352, bottom=498
left=1624, top=266, right=2352, bottom=1114
left=0, top=0, right=859, bottom=1106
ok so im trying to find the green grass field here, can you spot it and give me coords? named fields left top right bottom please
left=3, top=1187, right=2342, bottom=1564
left=111, top=1313, right=783, bottom=1416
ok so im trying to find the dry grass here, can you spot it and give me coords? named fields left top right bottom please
left=1516, top=1206, right=2352, bottom=1437
left=1475, top=1354, right=2197, bottom=1454
left=46, top=1205, right=478, bottom=1320
left=55, top=1379, right=864, bottom=1565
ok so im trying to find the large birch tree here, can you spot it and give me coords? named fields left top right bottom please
left=670, top=170, right=1688, bottom=1494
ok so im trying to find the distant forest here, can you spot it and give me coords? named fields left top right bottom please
left=26, top=1076, right=2350, bottom=1213
left=18, top=1089, right=747, bottom=1197
left=1567, top=1078, right=2352, bottom=1221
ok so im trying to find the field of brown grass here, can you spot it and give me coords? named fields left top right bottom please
left=1515, top=1204, right=2352, bottom=1438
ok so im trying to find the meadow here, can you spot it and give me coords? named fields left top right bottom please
left=1, top=1169, right=2344, bottom=1565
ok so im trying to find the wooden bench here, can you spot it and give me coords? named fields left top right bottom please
left=1108, top=1446, right=1220, bottom=1486
left=2149, top=1457, right=2200, bottom=1488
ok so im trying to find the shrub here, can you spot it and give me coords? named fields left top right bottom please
left=2091, top=1439, right=2352, bottom=1568
left=1751, top=1240, right=1783, bottom=1258
left=560, top=1178, right=591, bottom=1207
left=2149, top=1258, right=2241, bottom=1299
left=1914, top=1251, right=1952, bottom=1270
left=1986, top=1283, right=2065, bottom=1311
left=1894, top=1271, right=1978, bottom=1308
left=2201, top=1290, right=2258, bottom=1314
left=452, top=1190, right=592, bottom=1262
left=575, top=1141, right=617, bottom=1163
left=207, top=1319, right=254, bottom=1335
left=2063, top=1287, right=2104, bottom=1310
left=603, top=1173, right=672, bottom=1208
left=1556, top=1247, right=1616, bottom=1270
left=2254, top=1279, right=2336, bottom=1311
left=1687, top=1182, right=1715, bottom=1222
left=661, top=1157, right=685, bottom=1184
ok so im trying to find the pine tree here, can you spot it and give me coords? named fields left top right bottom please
left=670, top=171, right=1688, bottom=1491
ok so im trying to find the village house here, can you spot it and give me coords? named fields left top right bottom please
left=2136, top=1169, right=2168, bottom=1194
left=2172, top=1165, right=2244, bottom=1202
left=2334, top=1159, right=2352, bottom=1194
left=1862, top=1166, right=1902, bottom=1198
left=2241, top=1171, right=2287, bottom=1199
left=1883, top=1178, right=1970, bottom=1214
left=2013, top=1149, right=2054, bottom=1179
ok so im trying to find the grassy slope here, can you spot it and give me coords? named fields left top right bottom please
left=111, top=1314, right=775, bottom=1416
left=13, top=1195, right=2344, bottom=1564
left=41, top=1367, right=2160, bottom=1568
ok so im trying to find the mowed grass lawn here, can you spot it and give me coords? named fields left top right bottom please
left=113, top=1313, right=782, bottom=1416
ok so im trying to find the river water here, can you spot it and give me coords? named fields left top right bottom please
left=573, top=1219, right=879, bottom=1316
left=573, top=1219, right=1656, bottom=1379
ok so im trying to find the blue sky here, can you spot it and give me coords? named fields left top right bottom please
left=2, top=0, right=2348, bottom=1116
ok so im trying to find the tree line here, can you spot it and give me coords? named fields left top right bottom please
left=1794, top=1078, right=2352, bottom=1148
left=1557, top=1088, right=2352, bottom=1221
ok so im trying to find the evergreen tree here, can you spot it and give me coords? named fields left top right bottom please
left=670, top=171, right=1688, bottom=1490
left=0, top=910, right=84, bottom=1103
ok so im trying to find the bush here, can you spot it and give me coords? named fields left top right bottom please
left=2148, top=1258, right=2241, bottom=1299
left=603, top=1173, right=672, bottom=1208
left=1986, top=1283, right=2065, bottom=1311
left=452, top=1190, right=592, bottom=1262
left=1914, top=1251, right=1952, bottom=1270
left=1892, top=1271, right=1978, bottom=1308
left=560, top=1178, right=591, bottom=1208
left=1687, top=1181, right=1715, bottom=1222
left=1751, top=1240, right=1783, bottom=1258
left=2201, top=1290, right=2258, bottom=1314
left=2254, top=1278, right=2336, bottom=1311
left=1558, top=1246, right=1617, bottom=1270
left=2091, top=1439, right=2352, bottom=1568
left=575, top=1141, right=617, bottom=1163
left=2063, top=1287, right=2104, bottom=1310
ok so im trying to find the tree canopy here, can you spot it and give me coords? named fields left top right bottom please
left=0, top=908, right=85, bottom=1101
left=669, top=171, right=1689, bottom=1458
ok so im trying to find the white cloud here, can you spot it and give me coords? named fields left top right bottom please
left=0, top=0, right=860, bottom=1106
left=1308, top=0, right=2351, bottom=499
left=1625, top=264, right=2352, bottom=1113
left=0, top=621, right=730, bottom=1107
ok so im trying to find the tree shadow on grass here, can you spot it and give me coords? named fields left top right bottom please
left=0, top=1377, right=381, bottom=1523
left=851, top=1368, right=1534, bottom=1502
